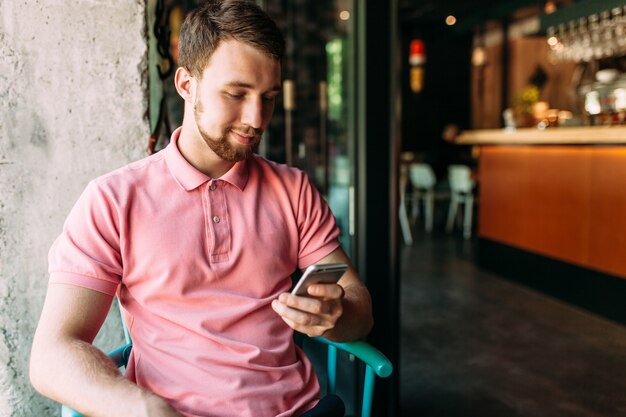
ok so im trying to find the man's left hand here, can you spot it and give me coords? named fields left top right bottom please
left=271, top=283, right=345, bottom=337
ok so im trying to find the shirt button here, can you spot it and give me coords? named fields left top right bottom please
left=209, top=183, right=217, bottom=191
left=212, top=216, right=220, bottom=223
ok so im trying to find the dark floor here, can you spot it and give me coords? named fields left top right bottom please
left=400, top=229, right=626, bottom=417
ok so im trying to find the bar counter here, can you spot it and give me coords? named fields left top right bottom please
left=457, top=126, right=626, bottom=280
left=457, top=126, right=626, bottom=145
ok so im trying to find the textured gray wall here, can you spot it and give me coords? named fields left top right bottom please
left=0, top=1, right=149, bottom=415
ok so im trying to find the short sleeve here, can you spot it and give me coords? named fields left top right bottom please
left=295, top=173, right=341, bottom=269
left=48, top=180, right=123, bottom=295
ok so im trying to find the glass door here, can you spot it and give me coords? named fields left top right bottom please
left=263, top=0, right=357, bottom=258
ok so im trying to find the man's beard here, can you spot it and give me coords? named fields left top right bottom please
left=194, top=100, right=261, bottom=162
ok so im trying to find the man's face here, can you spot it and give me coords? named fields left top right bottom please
left=192, top=39, right=281, bottom=162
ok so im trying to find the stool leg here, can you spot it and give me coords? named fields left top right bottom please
left=399, top=204, right=413, bottom=245
left=446, top=194, right=458, bottom=233
left=425, top=190, right=434, bottom=232
left=399, top=174, right=413, bottom=245
left=463, top=194, right=473, bottom=239
left=410, top=192, right=420, bottom=225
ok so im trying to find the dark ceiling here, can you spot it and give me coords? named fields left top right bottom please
left=398, top=0, right=496, bottom=22
left=398, top=0, right=544, bottom=31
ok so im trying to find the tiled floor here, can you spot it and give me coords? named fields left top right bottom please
left=399, top=230, right=626, bottom=417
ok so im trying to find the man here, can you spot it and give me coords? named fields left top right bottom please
left=29, top=1, right=373, bottom=417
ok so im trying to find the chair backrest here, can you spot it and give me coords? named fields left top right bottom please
left=448, top=164, right=474, bottom=193
left=409, top=163, right=436, bottom=189
left=311, top=336, right=392, bottom=417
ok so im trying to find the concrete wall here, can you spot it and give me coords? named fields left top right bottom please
left=0, top=1, right=149, bottom=415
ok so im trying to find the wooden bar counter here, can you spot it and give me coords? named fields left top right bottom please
left=457, top=126, right=626, bottom=280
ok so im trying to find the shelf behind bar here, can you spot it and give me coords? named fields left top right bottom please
left=455, top=126, right=626, bottom=145
left=540, top=0, right=626, bottom=34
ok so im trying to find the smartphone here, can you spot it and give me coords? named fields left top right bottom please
left=291, top=262, right=348, bottom=296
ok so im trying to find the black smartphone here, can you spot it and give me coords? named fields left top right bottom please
left=291, top=263, right=348, bottom=296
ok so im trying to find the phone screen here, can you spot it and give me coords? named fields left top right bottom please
left=291, top=263, right=348, bottom=296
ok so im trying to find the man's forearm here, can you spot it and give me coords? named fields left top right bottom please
left=30, top=339, right=179, bottom=417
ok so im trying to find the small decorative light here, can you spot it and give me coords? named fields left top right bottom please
left=445, top=15, right=457, bottom=26
left=544, top=1, right=557, bottom=14
left=547, top=36, right=559, bottom=47
left=339, top=10, right=350, bottom=21
left=471, top=47, right=487, bottom=67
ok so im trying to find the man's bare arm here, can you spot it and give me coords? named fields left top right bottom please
left=271, top=247, right=374, bottom=341
left=29, top=284, right=183, bottom=417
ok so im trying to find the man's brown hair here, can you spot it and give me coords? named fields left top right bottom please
left=178, top=0, right=285, bottom=77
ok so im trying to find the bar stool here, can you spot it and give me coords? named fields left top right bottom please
left=446, top=164, right=475, bottom=239
left=408, top=163, right=436, bottom=232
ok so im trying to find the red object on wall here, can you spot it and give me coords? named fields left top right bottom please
left=409, top=39, right=426, bottom=93
left=409, top=39, right=426, bottom=66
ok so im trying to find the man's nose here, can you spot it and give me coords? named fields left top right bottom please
left=241, top=98, right=263, bottom=129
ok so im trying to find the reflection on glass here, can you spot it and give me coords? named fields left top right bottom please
left=326, top=38, right=345, bottom=122
left=326, top=36, right=351, bottom=255
left=264, top=0, right=356, bottom=258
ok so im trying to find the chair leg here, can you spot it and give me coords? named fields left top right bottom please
left=425, top=190, right=434, bottom=232
left=463, top=194, right=473, bottom=239
left=446, top=195, right=458, bottom=233
left=399, top=204, right=413, bottom=245
left=398, top=177, right=413, bottom=245
left=410, top=193, right=420, bottom=225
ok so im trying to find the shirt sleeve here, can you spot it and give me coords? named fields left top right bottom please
left=48, top=180, right=122, bottom=295
left=295, top=172, right=341, bottom=269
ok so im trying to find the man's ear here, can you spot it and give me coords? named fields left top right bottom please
left=174, top=67, right=195, bottom=102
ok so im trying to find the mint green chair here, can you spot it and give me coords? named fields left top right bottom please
left=61, top=335, right=392, bottom=417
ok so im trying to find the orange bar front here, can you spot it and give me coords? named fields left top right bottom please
left=478, top=146, right=626, bottom=279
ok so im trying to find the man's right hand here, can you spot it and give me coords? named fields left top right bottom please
left=29, top=284, right=184, bottom=417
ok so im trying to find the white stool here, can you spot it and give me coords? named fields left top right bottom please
left=446, top=165, right=475, bottom=239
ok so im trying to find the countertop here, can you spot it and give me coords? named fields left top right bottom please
left=455, top=126, right=626, bottom=145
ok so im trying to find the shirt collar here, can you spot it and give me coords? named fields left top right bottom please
left=165, top=127, right=249, bottom=192
left=219, top=157, right=249, bottom=191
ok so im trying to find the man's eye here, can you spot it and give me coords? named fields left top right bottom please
left=225, top=92, right=243, bottom=100
left=262, top=95, right=277, bottom=102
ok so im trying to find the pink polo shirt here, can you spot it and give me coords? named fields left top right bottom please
left=48, top=128, right=341, bottom=417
